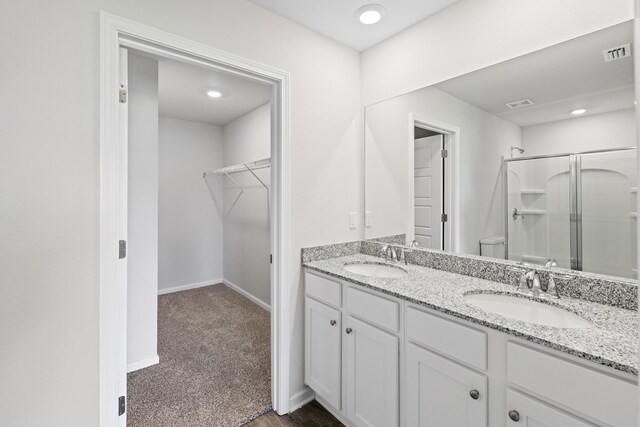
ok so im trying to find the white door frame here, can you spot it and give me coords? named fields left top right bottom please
left=99, top=13, right=291, bottom=426
left=408, top=114, right=460, bottom=252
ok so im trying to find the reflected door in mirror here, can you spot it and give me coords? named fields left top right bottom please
left=414, top=135, right=443, bottom=249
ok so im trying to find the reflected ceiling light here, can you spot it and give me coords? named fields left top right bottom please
left=206, top=90, right=223, bottom=98
left=571, top=109, right=587, bottom=115
left=356, top=4, right=385, bottom=25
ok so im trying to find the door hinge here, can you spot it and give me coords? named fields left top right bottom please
left=119, top=240, right=127, bottom=259
left=270, top=254, right=273, bottom=264
left=441, top=149, right=448, bottom=158
left=119, top=84, right=127, bottom=103
left=118, top=396, right=126, bottom=416
left=441, top=213, right=448, bottom=222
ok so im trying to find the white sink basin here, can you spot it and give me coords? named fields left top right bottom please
left=464, top=293, right=592, bottom=329
left=343, top=263, right=407, bottom=279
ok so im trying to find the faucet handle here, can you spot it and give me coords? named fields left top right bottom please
left=544, top=274, right=560, bottom=299
left=380, top=245, right=389, bottom=258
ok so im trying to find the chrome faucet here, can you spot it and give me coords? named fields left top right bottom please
left=519, top=270, right=542, bottom=297
left=380, top=245, right=394, bottom=261
left=380, top=244, right=404, bottom=263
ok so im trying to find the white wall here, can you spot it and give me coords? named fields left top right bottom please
left=1, top=0, right=633, bottom=424
left=127, top=54, right=159, bottom=371
left=158, top=117, right=224, bottom=292
left=365, top=86, right=521, bottom=254
left=222, top=104, right=271, bottom=306
left=522, top=108, right=636, bottom=156
left=361, top=0, right=634, bottom=105
left=0, top=1, right=360, bottom=425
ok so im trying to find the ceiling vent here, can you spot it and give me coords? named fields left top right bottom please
left=603, top=43, right=631, bottom=62
left=505, top=98, right=534, bottom=109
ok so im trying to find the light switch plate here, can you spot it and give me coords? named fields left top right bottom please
left=365, top=211, right=372, bottom=227
left=349, top=212, right=357, bottom=229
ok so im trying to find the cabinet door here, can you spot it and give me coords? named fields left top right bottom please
left=406, top=343, right=487, bottom=427
left=345, top=316, right=399, bottom=427
left=305, top=297, right=342, bottom=409
left=506, top=389, right=594, bottom=427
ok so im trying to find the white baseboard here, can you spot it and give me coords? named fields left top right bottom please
left=157, top=279, right=222, bottom=295
left=289, top=387, right=315, bottom=412
left=127, top=354, right=159, bottom=373
left=315, top=396, right=356, bottom=427
left=223, top=279, right=271, bottom=312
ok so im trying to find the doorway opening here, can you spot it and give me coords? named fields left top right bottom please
left=100, top=13, right=291, bottom=427
left=409, top=115, right=459, bottom=252
left=124, top=47, right=274, bottom=426
left=413, top=126, right=446, bottom=249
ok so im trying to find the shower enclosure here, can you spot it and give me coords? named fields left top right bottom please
left=504, top=147, right=637, bottom=279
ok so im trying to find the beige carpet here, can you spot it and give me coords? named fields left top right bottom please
left=127, top=284, right=272, bottom=427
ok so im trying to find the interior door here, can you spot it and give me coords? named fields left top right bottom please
left=414, top=135, right=443, bottom=249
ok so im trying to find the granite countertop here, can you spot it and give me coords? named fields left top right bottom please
left=304, top=253, right=639, bottom=376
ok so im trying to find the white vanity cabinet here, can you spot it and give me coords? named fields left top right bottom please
left=345, top=315, right=399, bottom=427
left=304, top=270, right=401, bottom=427
left=406, top=343, right=487, bottom=427
left=406, top=306, right=488, bottom=427
left=304, top=268, right=638, bottom=427
left=305, top=297, right=342, bottom=409
left=506, top=389, right=593, bottom=427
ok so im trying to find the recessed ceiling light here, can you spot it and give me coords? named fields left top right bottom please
left=206, top=90, right=222, bottom=98
left=571, top=109, right=587, bottom=115
left=356, top=4, right=385, bottom=25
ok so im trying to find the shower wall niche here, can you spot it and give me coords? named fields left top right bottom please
left=505, top=148, right=637, bottom=279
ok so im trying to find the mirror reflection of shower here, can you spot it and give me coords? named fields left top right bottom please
left=510, top=146, right=525, bottom=158
left=504, top=147, right=637, bottom=279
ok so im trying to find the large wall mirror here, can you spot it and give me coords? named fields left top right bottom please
left=364, top=21, right=636, bottom=280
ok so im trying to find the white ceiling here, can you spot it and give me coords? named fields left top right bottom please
left=249, top=0, right=460, bottom=51
left=435, top=22, right=634, bottom=127
left=158, top=59, right=272, bottom=126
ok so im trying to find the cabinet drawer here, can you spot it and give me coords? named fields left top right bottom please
left=346, top=286, right=399, bottom=332
left=305, top=270, right=342, bottom=307
left=507, top=342, right=638, bottom=427
left=406, top=306, right=487, bottom=371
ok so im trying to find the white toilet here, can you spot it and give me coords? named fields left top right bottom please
left=479, top=236, right=505, bottom=259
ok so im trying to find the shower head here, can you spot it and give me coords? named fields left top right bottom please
left=511, top=146, right=525, bottom=157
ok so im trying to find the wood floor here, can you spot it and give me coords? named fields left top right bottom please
left=244, top=401, right=343, bottom=427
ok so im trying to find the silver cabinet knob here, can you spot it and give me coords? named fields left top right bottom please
left=469, top=389, right=479, bottom=400
left=508, top=410, right=520, bottom=422
left=330, top=320, right=336, bottom=326
left=346, top=328, right=353, bottom=334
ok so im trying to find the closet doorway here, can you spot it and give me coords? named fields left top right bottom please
left=124, top=49, right=274, bottom=426
left=99, top=14, right=292, bottom=427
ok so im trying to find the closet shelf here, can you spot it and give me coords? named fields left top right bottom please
left=203, top=157, right=271, bottom=194
left=209, top=157, right=271, bottom=175
left=630, top=212, right=638, bottom=219
left=520, top=189, right=546, bottom=194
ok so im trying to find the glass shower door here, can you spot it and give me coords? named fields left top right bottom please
left=506, top=156, right=572, bottom=268
left=579, top=149, right=637, bottom=279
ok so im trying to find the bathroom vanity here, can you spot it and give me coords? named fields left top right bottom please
left=302, top=248, right=638, bottom=427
